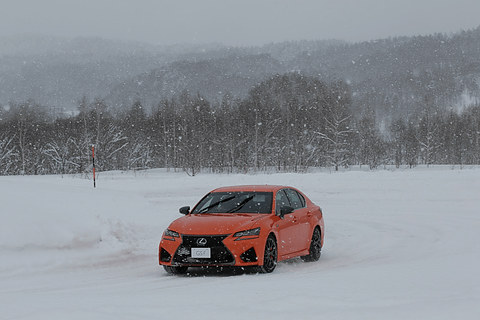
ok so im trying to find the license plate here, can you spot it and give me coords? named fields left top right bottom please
left=191, top=247, right=211, bottom=258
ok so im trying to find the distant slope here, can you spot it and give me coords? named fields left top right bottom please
left=0, top=35, right=226, bottom=110
left=105, top=54, right=286, bottom=110
left=1, top=29, right=479, bottom=119
left=294, top=28, right=480, bottom=117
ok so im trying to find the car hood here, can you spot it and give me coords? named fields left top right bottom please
left=168, top=213, right=266, bottom=235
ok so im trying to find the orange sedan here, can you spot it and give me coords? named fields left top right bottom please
left=159, top=185, right=324, bottom=274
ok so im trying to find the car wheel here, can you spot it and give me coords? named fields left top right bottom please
left=301, top=227, right=321, bottom=262
left=258, top=235, right=277, bottom=273
left=163, top=265, right=189, bottom=274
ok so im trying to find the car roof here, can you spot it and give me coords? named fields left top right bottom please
left=211, top=185, right=290, bottom=193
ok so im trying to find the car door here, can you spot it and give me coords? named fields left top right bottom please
left=284, top=189, right=311, bottom=252
left=275, top=189, right=304, bottom=257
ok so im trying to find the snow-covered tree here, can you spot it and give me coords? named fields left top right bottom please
left=316, top=115, right=353, bottom=171
left=0, top=134, right=16, bottom=175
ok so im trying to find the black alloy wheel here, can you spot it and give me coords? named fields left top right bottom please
left=301, top=227, right=321, bottom=262
left=258, top=235, right=277, bottom=273
left=163, top=265, right=189, bottom=274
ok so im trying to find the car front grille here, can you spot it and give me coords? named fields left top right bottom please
left=172, top=235, right=234, bottom=265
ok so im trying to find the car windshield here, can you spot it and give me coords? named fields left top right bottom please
left=192, top=192, right=273, bottom=214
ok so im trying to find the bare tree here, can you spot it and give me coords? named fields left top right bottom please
left=94, top=122, right=128, bottom=171
left=417, top=111, right=441, bottom=167
left=44, top=138, right=80, bottom=175
left=124, top=137, right=153, bottom=170
left=316, top=115, right=353, bottom=171
left=0, top=134, right=16, bottom=175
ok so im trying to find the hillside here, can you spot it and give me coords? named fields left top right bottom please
left=1, top=28, right=479, bottom=119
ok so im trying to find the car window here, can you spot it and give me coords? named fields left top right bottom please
left=192, top=192, right=273, bottom=214
left=285, top=189, right=305, bottom=209
left=195, top=194, right=222, bottom=212
left=275, top=189, right=290, bottom=212
left=298, top=191, right=306, bottom=207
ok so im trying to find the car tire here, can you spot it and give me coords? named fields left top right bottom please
left=258, top=235, right=277, bottom=273
left=301, top=227, right=321, bottom=262
left=163, top=265, right=189, bottom=274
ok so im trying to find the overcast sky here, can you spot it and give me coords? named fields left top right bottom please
left=1, top=0, right=479, bottom=46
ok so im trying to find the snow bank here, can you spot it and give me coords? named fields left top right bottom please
left=0, top=175, right=159, bottom=276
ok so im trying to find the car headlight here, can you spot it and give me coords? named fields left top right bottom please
left=233, top=227, right=260, bottom=238
left=163, top=229, right=180, bottom=240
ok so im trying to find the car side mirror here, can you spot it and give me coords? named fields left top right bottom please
left=179, top=206, right=190, bottom=215
left=276, top=205, right=294, bottom=219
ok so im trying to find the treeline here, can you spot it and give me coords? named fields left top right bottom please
left=1, top=73, right=479, bottom=176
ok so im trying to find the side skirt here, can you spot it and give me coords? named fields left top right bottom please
left=279, top=249, right=310, bottom=261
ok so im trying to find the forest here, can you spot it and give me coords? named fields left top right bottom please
left=1, top=72, right=479, bottom=176
left=1, top=28, right=480, bottom=175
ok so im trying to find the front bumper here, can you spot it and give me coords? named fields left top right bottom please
left=159, top=233, right=264, bottom=267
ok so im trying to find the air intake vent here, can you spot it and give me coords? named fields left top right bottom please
left=173, top=235, right=234, bottom=265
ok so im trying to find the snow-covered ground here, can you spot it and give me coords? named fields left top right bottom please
left=1, top=167, right=479, bottom=319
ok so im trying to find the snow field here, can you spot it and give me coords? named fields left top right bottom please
left=1, top=167, right=479, bottom=319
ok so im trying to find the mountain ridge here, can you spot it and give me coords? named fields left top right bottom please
left=1, top=28, right=479, bottom=120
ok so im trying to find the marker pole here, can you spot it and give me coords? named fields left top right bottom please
left=92, top=145, right=96, bottom=188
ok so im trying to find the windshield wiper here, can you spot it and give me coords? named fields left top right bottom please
left=227, top=195, right=255, bottom=213
left=197, top=196, right=236, bottom=214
